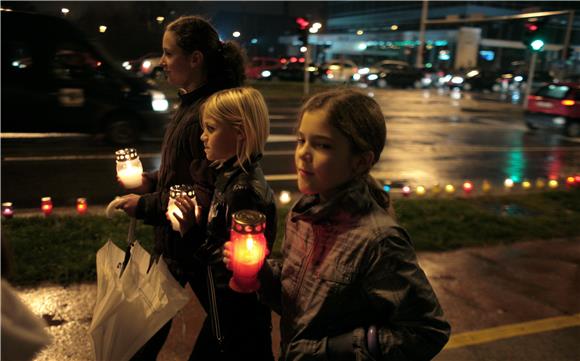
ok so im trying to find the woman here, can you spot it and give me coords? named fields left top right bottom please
left=116, top=16, right=247, bottom=360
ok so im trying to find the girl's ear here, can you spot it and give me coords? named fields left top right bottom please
left=352, top=151, right=374, bottom=176
left=189, top=50, right=204, bottom=69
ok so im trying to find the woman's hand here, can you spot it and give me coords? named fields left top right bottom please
left=223, top=241, right=233, bottom=270
left=167, top=196, right=201, bottom=237
left=117, top=173, right=153, bottom=194
left=115, top=194, right=141, bottom=217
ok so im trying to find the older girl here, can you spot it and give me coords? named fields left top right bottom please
left=227, top=89, right=450, bottom=360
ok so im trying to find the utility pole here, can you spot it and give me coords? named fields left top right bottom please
left=562, top=10, right=575, bottom=60
left=416, top=0, right=429, bottom=68
left=523, top=51, right=537, bottom=109
left=304, top=46, right=310, bottom=96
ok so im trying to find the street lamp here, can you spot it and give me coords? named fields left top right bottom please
left=61, top=8, right=70, bottom=16
left=156, top=16, right=165, bottom=24
left=356, top=29, right=364, bottom=35
left=232, top=31, right=241, bottom=38
left=390, top=24, right=398, bottom=30
left=99, top=25, right=107, bottom=33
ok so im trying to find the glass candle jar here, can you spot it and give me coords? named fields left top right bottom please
left=167, top=184, right=196, bottom=232
left=2, top=202, right=14, bottom=219
left=116, top=148, right=143, bottom=189
left=229, top=210, right=267, bottom=293
left=41, top=197, right=53, bottom=216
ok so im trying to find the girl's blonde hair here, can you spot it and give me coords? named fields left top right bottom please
left=201, top=87, right=269, bottom=170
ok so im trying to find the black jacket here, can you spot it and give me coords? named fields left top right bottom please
left=135, top=84, right=218, bottom=274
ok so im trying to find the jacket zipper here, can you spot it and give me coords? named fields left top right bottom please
left=291, top=226, right=318, bottom=302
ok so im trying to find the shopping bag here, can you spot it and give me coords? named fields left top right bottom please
left=89, top=201, right=191, bottom=361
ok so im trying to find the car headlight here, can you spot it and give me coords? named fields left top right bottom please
left=451, top=76, right=464, bottom=84
left=353, top=73, right=361, bottom=81
left=367, top=74, right=379, bottom=81
left=261, top=70, right=271, bottom=78
left=150, top=90, right=169, bottom=112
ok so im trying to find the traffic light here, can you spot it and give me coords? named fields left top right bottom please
left=295, top=17, right=309, bottom=46
left=523, top=19, right=545, bottom=52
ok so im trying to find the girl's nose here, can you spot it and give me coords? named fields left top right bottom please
left=297, top=144, right=311, bottom=162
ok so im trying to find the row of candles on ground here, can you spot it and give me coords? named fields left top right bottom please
left=388, top=175, right=580, bottom=197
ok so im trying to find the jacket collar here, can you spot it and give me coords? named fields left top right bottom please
left=291, top=178, right=374, bottom=224
left=214, top=154, right=262, bottom=193
left=178, top=83, right=216, bottom=106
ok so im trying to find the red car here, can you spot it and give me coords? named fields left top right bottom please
left=246, top=57, right=282, bottom=80
left=525, top=82, right=580, bottom=137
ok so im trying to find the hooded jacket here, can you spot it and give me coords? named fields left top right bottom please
left=259, top=179, right=450, bottom=361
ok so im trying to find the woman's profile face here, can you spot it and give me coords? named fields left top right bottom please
left=160, top=31, right=196, bottom=89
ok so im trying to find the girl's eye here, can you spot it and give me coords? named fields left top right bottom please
left=296, top=137, right=305, bottom=144
left=206, top=125, right=215, bottom=133
left=315, top=143, right=331, bottom=149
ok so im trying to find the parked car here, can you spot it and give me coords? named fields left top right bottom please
left=361, top=60, right=423, bottom=88
left=2, top=11, right=170, bottom=144
left=525, top=82, right=580, bottom=137
left=246, top=57, right=282, bottom=80
left=494, top=70, right=554, bottom=94
left=319, top=59, right=358, bottom=82
left=272, top=62, right=319, bottom=82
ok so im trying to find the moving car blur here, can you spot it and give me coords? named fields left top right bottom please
left=525, top=82, right=580, bottom=137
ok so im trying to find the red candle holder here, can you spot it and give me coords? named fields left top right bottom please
left=2, top=202, right=14, bottom=219
left=229, top=210, right=267, bottom=293
left=76, top=198, right=88, bottom=215
left=41, top=197, right=53, bottom=216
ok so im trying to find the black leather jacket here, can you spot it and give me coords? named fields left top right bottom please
left=188, top=155, right=277, bottom=281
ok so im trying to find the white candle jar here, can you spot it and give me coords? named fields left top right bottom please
left=167, top=184, right=196, bottom=232
left=116, top=148, right=143, bottom=189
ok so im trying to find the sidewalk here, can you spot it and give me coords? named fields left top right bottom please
left=15, top=238, right=580, bottom=361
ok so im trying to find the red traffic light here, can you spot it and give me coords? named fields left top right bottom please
left=526, top=23, right=538, bottom=32
left=296, top=17, right=310, bottom=30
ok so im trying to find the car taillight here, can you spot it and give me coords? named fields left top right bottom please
left=561, top=99, right=575, bottom=106
left=325, top=69, right=331, bottom=75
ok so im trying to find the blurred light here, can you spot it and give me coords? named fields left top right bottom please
left=463, top=181, right=473, bottom=194
left=383, top=184, right=391, bottom=192
left=122, top=61, right=132, bottom=70
left=300, top=46, right=307, bottom=53
left=566, top=176, right=576, bottom=186
left=327, top=73, right=334, bottom=79
left=76, top=198, right=88, bottom=215
left=99, top=25, right=107, bottom=33
left=150, top=90, right=169, bottom=112
left=307, top=66, right=317, bottom=72
left=298, top=57, right=305, bottom=63
left=142, top=60, right=152, bottom=70
left=156, top=16, right=165, bottom=24
left=367, top=74, right=378, bottom=81
left=233, top=31, right=241, bottom=38
left=522, top=180, right=532, bottom=190
left=575, top=175, right=580, bottom=184
left=2, top=202, right=14, bottom=219
left=426, top=44, right=434, bottom=50
left=548, top=179, right=559, bottom=189
left=61, top=8, right=70, bottom=15
left=41, top=197, right=53, bottom=216
left=504, top=178, right=514, bottom=189
left=279, top=191, right=292, bottom=205
left=530, top=39, right=545, bottom=51
left=416, top=185, right=426, bottom=196
left=261, top=70, right=271, bottom=78
left=391, top=24, right=399, bottom=31
left=312, top=22, right=322, bottom=29
left=280, top=58, right=288, bottom=64
left=438, top=50, right=450, bottom=61
left=445, top=184, right=455, bottom=194
left=356, top=29, right=364, bottom=35
left=289, top=56, right=298, bottom=63
left=309, top=27, right=319, bottom=34
left=358, top=67, right=370, bottom=75
left=402, top=186, right=411, bottom=197
left=425, top=62, right=433, bottom=68
left=535, top=178, right=546, bottom=189
left=482, top=180, right=492, bottom=193
left=353, top=73, right=361, bottom=81
left=251, top=38, right=258, bottom=44
left=561, top=99, right=575, bottom=106
left=514, top=75, right=524, bottom=82
left=466, top=70, right=479, bottom=78
left=451, top=76, right=464, bottom=84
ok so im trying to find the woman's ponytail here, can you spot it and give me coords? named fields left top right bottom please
left=215, top=41, right=246, bottom=89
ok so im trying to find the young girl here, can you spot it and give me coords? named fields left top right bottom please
left=174, top=87, right=276, bottom=360
left=226, top=89, right=450, bottom=360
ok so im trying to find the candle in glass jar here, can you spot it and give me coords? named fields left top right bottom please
left=167, top=185, right=196, bottom=232
left=2, top=202, right=14, bottom=219
left=41, top=197, right=53, bottom=216
left=229, top=210, right=267, bottom=293
left=115, top=148, right=143, bottom=189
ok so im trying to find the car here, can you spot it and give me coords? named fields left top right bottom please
left=272, top=62, right=319, bottom=82
left=245, top=57, right=282, bottom=80
left=2, top=11, right=170, bottom=144
left=361, top=60, right=423, bottom=88
left=442, top=68, right=501, bottom=91
left=525, top=82, right=580, bottom=137
left=319, top=59, right=358, bottom=83
left=494, top=70, right=554, bottom=94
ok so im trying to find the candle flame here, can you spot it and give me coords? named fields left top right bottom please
left=246, top=235, right=255, bottom=249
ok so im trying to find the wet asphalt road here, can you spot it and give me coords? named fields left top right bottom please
left=14, top=238, right=580, bottom=361
left=2, top=87, right=579, bottom=209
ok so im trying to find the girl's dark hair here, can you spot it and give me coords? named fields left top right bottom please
left=299, top=89, right=394, bottom=215
left=167, top=16, right=246, bottom=89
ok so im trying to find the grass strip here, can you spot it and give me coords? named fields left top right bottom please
left=2, top=190, right=578, bottom=286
